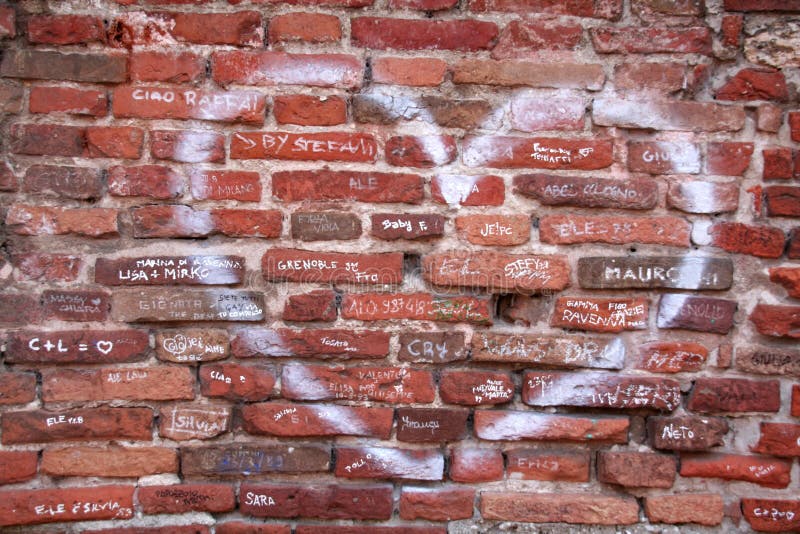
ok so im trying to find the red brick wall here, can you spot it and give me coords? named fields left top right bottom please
left=1, top=0, right=799, bottom=531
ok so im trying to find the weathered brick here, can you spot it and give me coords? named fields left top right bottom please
left=273, top=170, right=423, bottom=203
left=263, top=249, right=402, bottom=284
left=440, top=370, right=514, bottom=406
left=592, top=26, right=711, bottom=54
left=113, top=86, right=266, bottom=124
left=42, top=367, right=195, bottom=402
left=454, top=60, right=604, bottom=89
left=742, top=499, right=800, bottom=532
left=628, top=141, right=701, bottom=174
left=352, top=17, right=497, bottom=50
left=431, top=174, right=504, bottom=206
left=210, top=208, right=282, bottom=238
left=763, top=147, right=794, bottom=180
left=645, top=494, right=724, bottom=526
left=753, top=423, right=800, bottom=457
left=233, top=328, right=389, bottom=359
left=0, top=5, right=14, bottom=38
left=212, top=51, right=363, bottom=88
left=506, top=449, right=590, bottom=482
left=274, top=95, right=346, bottom=126
left=284, top=290, right=337, bottom=322
left=96, top=255, right=245, bottom=286
left=400, top=487, right=475, bottom=521
left=371, top=213, right=444, bottom=240
left=472, top=332, right=626, bottom=369
left=1, top=407, right=152, bottom=444
left=6, top=329, right=149, bottom=364
left=597, top=451, right=676, bottom=488
left=108, top=165, right=184, bottom=199
left=391, top=0, right=458, bottom=9
left=704, top=222, right=785, bottom=258
left=269, top=12, right=341, bottom=43
left=766, top=186, right=800, bottom=217
left=240, top=483, right=393, bottom=520
left=474, top=410, right=629, bottom=443
left=10, top=123, right=85, bottom=156
left=6, top=204, right=119, bottom=237
left=0, top=293, right=42, bottom=325
left=455, top=214, right=530, bottom=245
left=42, top=289, right=109, bottom=322
left=342, top=293, right=492, bottom=324
left=86, top=126, right=145, bottom=159
left=242, top=402, right=394, bottom=438
left=217, top=524, right=291, bottom=534
left=129, top=51, right=206, bottom=83
left=138, top=484, right=235, bottom=514
left=668, top=180, right=740, bottom=214
left=542, top=214, right=690, bottom=246
left=614, top=62, right=685, bottom=93
left=232, top=131, right=377, bottom=162
left=657, top=294, right=737, bottom=334
left=200, top=363, right=275, bottom=401
left=450, top=448, right=503, bottom=482
left=28, top=14, right=105, bottom=44
left=509, top=96, right=584, bottom=131
left=159, top=403, right=231, bottom=440
left=23, top=165, right=104, bottom=200
left=151, top=129, right=226, bottom=163
left=1, top=50, right=127, bottom=83
left=181, top=444, right=330, bottom=477
left=371, top=57, right=447, bottom=86
left=688, top=378, right=780, bottom=413
left=336, top=446, right=443, bottom=480
left=396, top=408, right=468, bottom=442
left=716, top=68, right=788, bottom=101
left=480, top=493, right=639, bottom=525
left=190, top=170, right=261, bottom=201
left=398, top=331, right=467, bottom=363
left=470, top=0, right=622, bottom=19
left=290, top=212, right=361, bottom=242
left=0, top=486, right=134, bottom=527
left=41, top=446, right=178, bottom=477
left=109, top=11, right=263, bottom=47
left=636, top=341, right=708, bottom=373
left=750, top=304, right=800, bottom=338
left=0, top=372, right=36, bottom=405
left=464, top=136, right=612, bottom=169
left=30, top=86, right=107, bottom=116
left=757, top=103, right=783, bottom=132
left=770, top=267, right=800, bottom=298
left=493, top=20, right=583, bottom=59
left=12, top=253, right=81, bottom=282
left=737, top=347, right=800, bottom=376
left=680, top=453, right=791, bottom=488
left=594, top=98, right=745, bottom=131
left=386, top=135, right=457, bottom=167
left=551, top=297, right=648, bottom=332
left=0, top=451, right=38, bottom=484
left=514, top=174, right=658, bottom=209
left=578, top=256, right=732, bottom=290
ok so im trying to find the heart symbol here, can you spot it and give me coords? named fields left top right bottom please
left=96, top=341, right=114, bottom=355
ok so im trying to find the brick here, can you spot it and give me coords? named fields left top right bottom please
left=30, top=86, right=107, bottom=116
left=200, top=363, right=275, bottom=401
left=0, top=372, right=36, bottom=405
left=273, top=170, right=423, bottom=203
left=23, top=165, right=103, bottom=200
left=86, top=526, right=210, bottom=534
left=706, top=142, right=754, bottom=175
left=742, top=499, right=800, bottom=532
left=242, top=402, right=394, bottom=438
left=342, top=293, right=492, bottom=325
left=27, top=14, right=104, bottom=44
left=336, top=446, right=443, bottom=480
left=716, top=68, right=788, bottom=101
left=352, top=17, right=496, bottom=51
left=130, top=51, right=206, bottom=83
left=431, top=174, right=504, bottom=206
left=396, top=408, right=468, bottom=442
left=212, top=51, right=362, bottom=89
left=750, top=304, right=800, bottom=338
left=42, top=289, right=109, bottom=322
left=1, top=407, right=152, bottom=444
left=473, top=332, right=625, bottom=369
left=455, top=214, right=530, bottom=245
left=292, top=212, right=361, bottom=241
left=423, top=251, right=569, bottom=293
left=96, top=255, right=245, bottom=286
left=108, top=165, right=184, bottom=199
left=354, top=91, right=495, bottom=131
left=705, top=222, right=785, bottom=258
left=269, top=13, right=341, bottom=43
left=688, top=378, right=780, bottom=413
left=475, top=410, right=629, bottom=442
left=757, top=103, right=782, bottom=132
left=0, top=293, right=42, bottom=325
left=578, top=256, right=732, bottom=290
left=509, top=96, right=584, bottom=132
left=613, top=62, right=685, bottom=93
left=0, top=162, right=17, bottom=191
left=232, top=131, right=377, bottom=162
left=645, top=494, right=724, bottom=526
left=454, top=60, right=605, bottom=89
left=112, top=289, right=265, bottom=322
left=464, top=136, right=612, bottom=169
left=753, top=423, right=800, bottom=457
left=544, top=214, right=690, bottom=246
left=371, top=213, right=444, bottom=240
left=0, top=81, right=22, bottom=115
left=386, top=135, right=457, bottom=167
left=284, top=290, right=337, bottom=322
left=282, top=365, right=435, bottom=404
left=471, top=0, right=622, bottom=18
left=181, top=444, right=330, bottom=476
left=791, top=112, right=800, bottom=142
left=41, top=446, right=177, bottom=477
left=232, top=328, right=389, bottom=359
left=657, top=294, right=737, bottom=334
left=274, top=95, right=346, bottom=126
left=594, top=98, right=744, bottom=131
left=10, top=123, right=85, bottom=156
left=791, top=228, right=800, bottom=259
left=770, top=267, right=800, bottom=298
left=766, top=186, right=800, bottom=217
left=0, top=451, right=38, bottom=484
left=0, top=486, right=134, bottom=527
left=480, top=493, right=639, bottom=525
left=794, top=385, right=800, bottom=416
left=628, top=141, right=701, bottom=174
left=210, top=208, right=282, bottom=238
left=449, top=448, right=503, bottom=483
left=0, top=50, right=127, bottom=83
left=398, top=331, right=467, bottom=363
left=592, top=26, right=711, bottom=54
left=6, top=204, right=119, bottom=238
left=0, top=5, right=14, bottom=38
left=218, top=524, right=291, bottom=534
left=263, top=249, right=401, bottom=284
left=138, top=484, right=235, bottom=514
left=633, top=0, right=703, bottom=15
left=130, top=205, right=215, bottom=238
left=151, top=129, right=225, bottom=163
left=680, top=453, right=791, bottom=488
left=506, top=449, right=590, bottom=482
left=598, top=451, right=676, bottom=488
left=551, top=297, right=648, bottom=332
left=668, top=180, right=740, bottom=214
left=240, top=483, right=393, bottom=520
left=6, top=329, right=149, bottom=364
left=371, top=57, right=447, bottom=86
left=493, top=20, right=582, bottom=59
left=400, top=487, right=474, bottom=521
left=12, top=253, right=81, bottom=282
left=159, top=403, right=231, bottom=440
left=524, top=371, right=680, bottom=410
left=86, top=126, right=144, bottom=159
left=440, top=370, right=514, bottom=406
left=737, top=347, right=800, bottom=376
left=391, top=0, right=458, bottom=8
left=42, top=367, right=194, bottom=402
left=726, top=0, right=800, bottom=8
left=190, top=170, right=261, bottom=201
left=763, top=147, right=794, bottom=180
left=514, top=174, right=657, bottom=209
left=113, top=86, right=266, bottom=124
left=109, top=11, right=263, bottom=47
left=636, top=341, right=708, bottom=372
